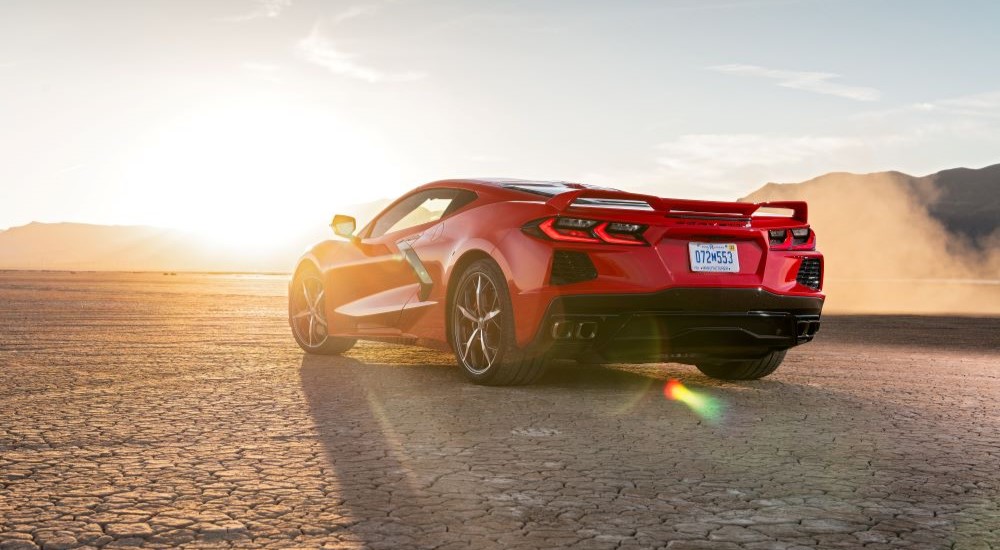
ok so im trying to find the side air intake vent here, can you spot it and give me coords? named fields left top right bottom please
left=796, top=258, right=822, bottom=289
left=551, top=251, right=597, bottom=285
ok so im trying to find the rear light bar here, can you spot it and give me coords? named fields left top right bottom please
left=768, top=227, right=816, bottom=250
left=524, top=217, right=648, bottom=245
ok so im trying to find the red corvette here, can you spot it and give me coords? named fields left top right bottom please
left=289, top=179, right=824, bottom=384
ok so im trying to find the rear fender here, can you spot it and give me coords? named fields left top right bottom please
left=435, top=200, right=554, bottom=348
left=492, top=228, right=560, bottom=347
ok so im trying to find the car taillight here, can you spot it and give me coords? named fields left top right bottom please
left=524, top=217, right=648, bottom=245
left=541, top=218, right=600, bottom=243
left=768, top=227, right=815, bottom=250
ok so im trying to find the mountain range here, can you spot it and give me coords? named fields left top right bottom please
left=742, top=163, right=999, bottom=283
left=0, top=199, right=391, bottom=273
left=743, top=163, right=999, bottom=243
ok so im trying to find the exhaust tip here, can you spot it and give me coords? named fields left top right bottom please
left=551, top=321, right=575, bottom=340
left=551, top=320, right=599, bottom=340
left=796, top=319, right=821, bottom=339
left=576, top=322, right=598, bottom=340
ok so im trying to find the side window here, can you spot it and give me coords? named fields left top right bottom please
left=368, top=189, right=477, bottom=238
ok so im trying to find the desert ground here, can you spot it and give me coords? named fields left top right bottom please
left=1, top=271, right=998, bottom=550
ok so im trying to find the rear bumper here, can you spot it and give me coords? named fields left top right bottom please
left=526, top=287, right=824, bottom=363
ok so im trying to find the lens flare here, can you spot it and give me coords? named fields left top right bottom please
left=664, top=379, right=723, bottom=422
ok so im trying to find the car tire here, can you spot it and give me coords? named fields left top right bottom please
left=695, top=350, right=786, bottom=380
left=451, top=259, right=547, bottom=385
left=289, top=265, right=356, bottom=355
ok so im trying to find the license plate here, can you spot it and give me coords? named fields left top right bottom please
left=688, top=242, right=740, bottom=273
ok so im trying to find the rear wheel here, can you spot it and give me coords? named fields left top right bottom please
left=289, top=265, right=356, bottom=355
left=451, top=259, right=547, bottom=385
left=695, top=350, right=786, bottom=380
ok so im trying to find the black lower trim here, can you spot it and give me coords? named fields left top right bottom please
left=529, top=288, right=824, bottom=363
left=397, top=240, right=433, bottom=301
left=550, top=250, right=598, bottom=285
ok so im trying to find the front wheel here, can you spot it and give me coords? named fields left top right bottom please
left=289, top=266, right=356, bottom=355
left=450, top=259, right=547, bottom=385
left=695, top=350, right=786, bottom=380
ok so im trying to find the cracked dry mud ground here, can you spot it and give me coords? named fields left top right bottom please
left=1, top=272, right=998, bottom=550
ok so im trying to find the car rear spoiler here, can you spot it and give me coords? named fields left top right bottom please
left=546, top=189, right=808, bottom=223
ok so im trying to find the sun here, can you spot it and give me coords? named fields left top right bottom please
left=120, top=99, right=400, bottom=252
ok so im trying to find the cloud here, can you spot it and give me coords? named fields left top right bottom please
left=848, top=89, right=1000, bottom=153
left=655, top=134, right=865, bottom=171
left=936, top=90, right=1000, bottom=118
left=651, top=133, right=873, bottom=192
left=242, top=62, right=279, bottom=72
left=241, top=62, right=282, bottom=82
left=333, top=5, right=379, bottom=24
left=857, top=90, right=1000, bottom=121
left=582, top=89, right=1000, bottom=200
left=56, top=162, right=88, bottom=175
left=296, top=27, right=426, bottom=83
left=226, top=0, right=292, bottom=21
left=664, top=0, right=830, bottom=10
left=709, top=64, right=881, bottom=101
left=579, top=132, right=911, bottom=200
left=468, top=154, right=507, bottom=163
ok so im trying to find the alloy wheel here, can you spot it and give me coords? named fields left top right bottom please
left=453, top=272, right=503, bottom=375
left=291, top=275, right=328, bottom=348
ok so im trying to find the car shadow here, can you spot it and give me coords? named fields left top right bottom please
left=298, top=346, right=990, bottom=548
left=299, top=352, right=461, bottom=547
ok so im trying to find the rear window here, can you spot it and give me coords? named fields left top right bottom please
left=502, top=183, right=653, bottom=211
left=574, top=199, right=653, bottom=210
left=502, top=182, right=582, bottom=197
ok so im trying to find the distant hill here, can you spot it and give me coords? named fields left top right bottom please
left=0, top=222, right=252, bottom=272
left=0, top=198, right=391, bottom=273
left=744, top=163, right=1000, bottom=243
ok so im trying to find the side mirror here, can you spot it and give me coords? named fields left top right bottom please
left=331, top=214, right=357, bottom=239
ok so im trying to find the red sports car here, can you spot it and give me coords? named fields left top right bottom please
left=289, top=179, right=823, bottom=384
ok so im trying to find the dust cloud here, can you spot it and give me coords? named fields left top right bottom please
left=745, top=172, right=1000, bottom=314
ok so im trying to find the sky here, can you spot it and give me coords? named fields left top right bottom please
left=2, top=0, right=999, bottom=247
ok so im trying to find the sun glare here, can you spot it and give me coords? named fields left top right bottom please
left=120, top=100, right=400, bottom=251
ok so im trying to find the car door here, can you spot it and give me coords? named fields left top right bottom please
left=328, top=188, right=471, bottom=334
